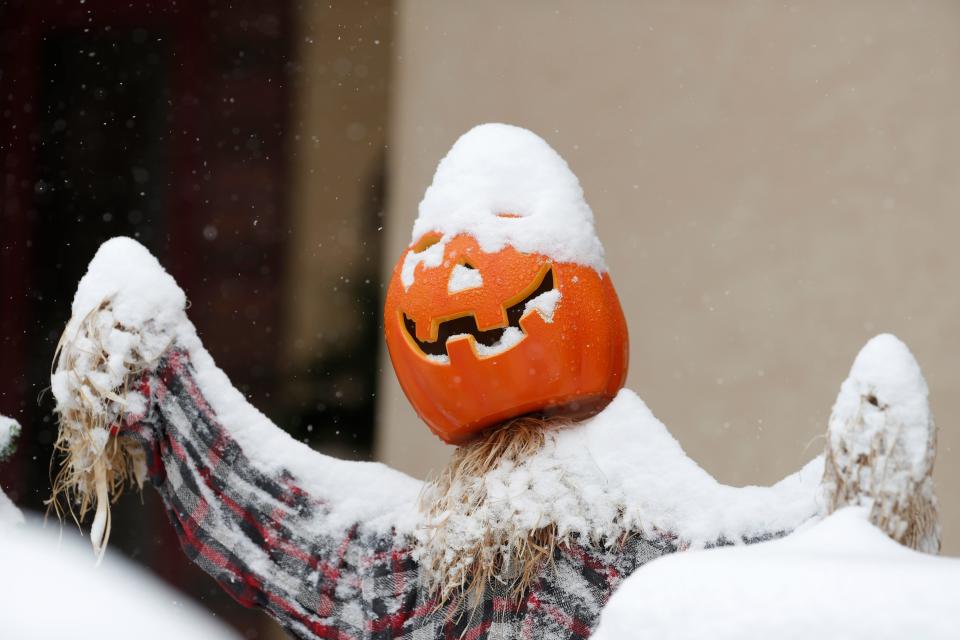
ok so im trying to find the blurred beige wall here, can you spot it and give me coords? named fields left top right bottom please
left=375, top=0, right=960, bottom=554
left=283, top=1, right=393, bottom=447
left=286, top=1, right=392, bottom=372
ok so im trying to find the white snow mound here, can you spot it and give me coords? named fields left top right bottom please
left=0, top=490, right=23, bottom=529
left=412, top=123, right=605, bottom=272
left=592, top=507, right=960, bottom=640
left=0, top=520, right=237, bottom=639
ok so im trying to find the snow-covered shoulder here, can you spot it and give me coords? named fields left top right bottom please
left=427, top=388, right=823, bottom=563
left=52, top=237, right=422, bottom=538
left=593, top=508, right=960, bottom=640
left=543, top=390, right=822, bottom=546
left=413, top=123, right=606, bottom=271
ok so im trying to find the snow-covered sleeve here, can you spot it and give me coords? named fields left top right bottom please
left=50, top=238, right=422, bottom=637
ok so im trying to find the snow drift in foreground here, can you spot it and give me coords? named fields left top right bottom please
left=0, top=489, right=21, bottom=529
left=592, top=507, right=960, bottom=640
left=0, top=520, right=237, bottom=639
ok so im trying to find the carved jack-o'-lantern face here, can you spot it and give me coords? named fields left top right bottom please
left=384, top=229, right=629, bottom=444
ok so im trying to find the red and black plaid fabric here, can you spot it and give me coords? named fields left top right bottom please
left=121, top=348, right=764, bottom=639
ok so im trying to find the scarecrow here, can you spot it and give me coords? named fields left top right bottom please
left=49, top=124, right=939, bottom=639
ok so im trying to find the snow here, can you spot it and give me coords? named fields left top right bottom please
left=53, top=237, right=423, bottom=540
left=822, top=333, right=939, bottom=552
left=828, top=333, right=932, bottom=491
left=0, top=519, right=236, bottom=639
left=417, top=389, right=823, bottom=574
left=592, top=508, right=960, bottom=640
left=0, top=416, right=24, bottom=528
left=59, top=238, right=826, bottom=579
left=446, top=262, right=483, bottom=293
left=0, top=489, right=23, bottom=529
left=400, top=233, right=445, bottom=289
left=404, top=123, right=605, bottom=289
left=523, top=288, right=560, bottom=323
left=469, top=326, right=525, bottom=357
left=0, top=415, right=19, bottom=460
left=830, top=333, right=931, bottom=475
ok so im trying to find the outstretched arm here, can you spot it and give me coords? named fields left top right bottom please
left=50, top=237, right=422, bottom=637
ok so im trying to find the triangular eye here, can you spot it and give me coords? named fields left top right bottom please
left=447, top=261, right=483, bottom=293
left=411, top=233, right=442, bottom=254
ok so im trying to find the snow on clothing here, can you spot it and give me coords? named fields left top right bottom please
left=125, top=346, right=809, bottom=639
left=52, top=238, right=824, bottom=639
left=128, top=349, right=674, bottom=639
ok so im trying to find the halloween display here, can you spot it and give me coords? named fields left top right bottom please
left=46, top=125, right=941, bottom=640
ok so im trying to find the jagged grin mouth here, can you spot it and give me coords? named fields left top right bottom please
left=402, top=267, right=555, bottom=360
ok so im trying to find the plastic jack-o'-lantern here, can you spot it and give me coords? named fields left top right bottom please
left=384, top=123, right=629, bottom=444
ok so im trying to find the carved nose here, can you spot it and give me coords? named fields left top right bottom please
left=447, top=262, right=483, bottom=294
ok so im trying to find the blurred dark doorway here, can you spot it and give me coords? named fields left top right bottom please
left=1, top=1, right=296, bottom=636
left=28, top=27, right=170, bottom=481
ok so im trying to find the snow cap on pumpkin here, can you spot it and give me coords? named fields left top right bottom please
left=412, top=123, right=606, bottom=272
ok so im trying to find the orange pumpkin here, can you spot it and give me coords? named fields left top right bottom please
left=384, top=231, right=629, bottom=444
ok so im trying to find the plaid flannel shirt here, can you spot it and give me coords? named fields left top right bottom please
left=122, top=348, right=758, bottom=639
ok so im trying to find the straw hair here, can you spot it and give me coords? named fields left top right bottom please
left=821, top=396, right=940, bottom=554
left=47, top=298, right=153, bottom=560
left=417, top=415, right=566, bottom=607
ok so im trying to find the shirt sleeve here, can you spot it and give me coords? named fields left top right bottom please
left=49, top=239, right=426, bottom=638
left=123, top=347, right=382, bottom=639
